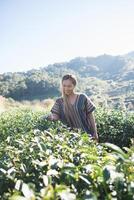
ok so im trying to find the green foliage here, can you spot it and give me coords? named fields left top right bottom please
left=95, top=108, right=134, bottom=147
left=0, top=109, right=134, bottom=199
left=0, top=71, right=60, bottom=100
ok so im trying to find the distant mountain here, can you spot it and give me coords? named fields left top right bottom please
left=0, top=52, right=133, bottom=110
left=44, top=53, right=134, bottom=81
left=124, top=51, right=134, bottom=59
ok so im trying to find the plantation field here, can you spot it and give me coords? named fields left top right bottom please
left=0, top=108, right=134, bottom=200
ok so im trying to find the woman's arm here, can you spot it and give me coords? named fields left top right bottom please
left=88, top=112, right=98, bottom=142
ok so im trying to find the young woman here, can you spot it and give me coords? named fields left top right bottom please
left=48, top=74, right=98, bottom=141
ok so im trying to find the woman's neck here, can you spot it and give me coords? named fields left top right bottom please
left=68, top=92, right=75, bottom=97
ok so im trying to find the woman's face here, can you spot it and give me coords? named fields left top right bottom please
left=62, top=79, right=75, bottom=96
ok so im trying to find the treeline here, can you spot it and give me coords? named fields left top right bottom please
left=0, top=66, right=98, bottom=101
left=0, top=69, right=107, bottom=101
left=0, top=71, right=60, bottom=100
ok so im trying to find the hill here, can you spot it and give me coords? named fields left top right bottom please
left=0, top=52, right=134, bottom=110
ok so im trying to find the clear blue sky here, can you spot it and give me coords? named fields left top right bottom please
left=0, top=0, right=134, bottom=73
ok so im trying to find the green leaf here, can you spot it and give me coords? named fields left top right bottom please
left=79, top=175, right=91, bottom=185
left=21, top=183, right=34, bottom=199
left=103, top=167, right=110, bottom=182
left=9, top=195, right=27, bottom=200
left=43, top=175, right=49, bottom=186
left=59, top=190, right=76, bottom=200
left=47, top=169, right=59, bottom=176
left=104, top=143, right=128, bottom=159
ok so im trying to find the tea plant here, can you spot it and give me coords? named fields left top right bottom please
left=0, top=108, right=133, bottom=199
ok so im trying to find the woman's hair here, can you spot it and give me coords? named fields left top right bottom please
left=61, top=74, right=77, bottom=126
left=62, top=74, right=77, bottom=86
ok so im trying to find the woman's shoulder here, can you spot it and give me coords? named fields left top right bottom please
left=55, top=96, right=63, bottom=103
left=77, top=93, right=94, bottom=103
left=77, top=93, right=88, bottom=99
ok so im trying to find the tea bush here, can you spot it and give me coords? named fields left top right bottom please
left=95, top=108, right=134, bottom=147
left=0, top=108, right=133, bottom=199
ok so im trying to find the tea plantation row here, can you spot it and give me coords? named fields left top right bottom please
left=0, top=108, right=133, bottom=199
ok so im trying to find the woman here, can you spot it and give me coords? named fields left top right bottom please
left=48, top=74, right=98, bottom=141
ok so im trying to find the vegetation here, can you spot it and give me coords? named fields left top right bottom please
left=0, top=108, right=134, bottom=199
left=0, top=53, right=134, bottom=110
left=0, top=52, right=134, bottom=199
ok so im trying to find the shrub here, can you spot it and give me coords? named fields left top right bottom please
left=0, top=108, right=134, bottom=199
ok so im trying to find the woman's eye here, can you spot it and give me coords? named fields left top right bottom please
left=63, top=85, right=72, bottom=88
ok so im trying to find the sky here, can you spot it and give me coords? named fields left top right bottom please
left=0, top=0, right=134, bottom=73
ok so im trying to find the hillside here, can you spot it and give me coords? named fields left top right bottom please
left=44, top=52, right=134, bottom=80
left=0, top=52, right=134, bottom=111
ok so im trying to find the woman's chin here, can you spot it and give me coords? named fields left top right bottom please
left=65, top=93, right=71, bottom=96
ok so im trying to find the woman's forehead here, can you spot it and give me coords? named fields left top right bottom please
left=62, top=79, right=74, bottom=85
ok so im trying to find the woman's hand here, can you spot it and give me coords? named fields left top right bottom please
left=44, top=113, right=59, bottom=121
